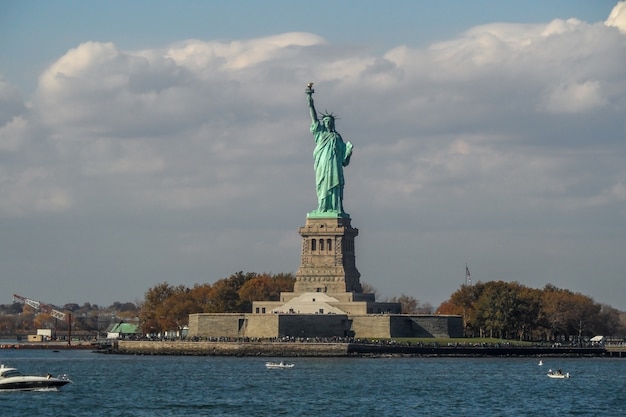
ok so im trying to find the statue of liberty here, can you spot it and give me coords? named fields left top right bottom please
left=305, top=83, right=353, bottom=218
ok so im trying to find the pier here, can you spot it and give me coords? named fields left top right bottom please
left=605, top=345, right=626, bottom=357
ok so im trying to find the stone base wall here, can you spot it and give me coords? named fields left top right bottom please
left=350, top=315, right=393, bottom=338
left=188, top=313, right=248, bottom=338
left=409, top=315, right=464, bottom=338
left=189, top=313, right=463, bottom=339
left=189, top=313, right=352, bottom=339
left=279, top=314, right=351, bottom=338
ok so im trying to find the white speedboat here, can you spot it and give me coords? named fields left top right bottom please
left=265, top=361, right=294, bottom=369
left=0, top=363, right=71, bottom=391
left=546, top=369, right=570, bottom=379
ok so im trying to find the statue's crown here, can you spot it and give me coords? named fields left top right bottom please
left=320, top=111, right=339, bottom=120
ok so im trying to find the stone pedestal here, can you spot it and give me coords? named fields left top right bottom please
left=294, top=217, right=362, bottom=294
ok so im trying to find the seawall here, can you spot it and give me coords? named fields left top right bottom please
left=0, top=342, right=96, bottom=350
left=111, top=340, right=348, bottom=356
left=104, top=340, right=608, bottom=357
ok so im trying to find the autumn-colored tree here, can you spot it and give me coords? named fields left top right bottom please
left=139, top=282, right=187, bottom=334
left=159, top=288, right=203, bottom=331
left=515, top=286, right=543, bottom=341
left=139, top=273, right=294, bottom=333
left=238, top=273, right=295, bottom=311
left=540, top=284, right=595, bottom=340
left=0, top=315, right=16, bottom=334
left=439, top=281, right=619, bottom=341
left=266, top=273, right=295, bottom=301
left=201, top=271, right=290, bottom=313
left=238, top=275, right=274, bottom=311
left=440, top=283, right=485, bottom=335
left=570, top=293, right=601, bottom=342
left=189, top=283, right=213, bottom=312
left=436, top=300, right=463, bottom=316
left=205, top=279, right=241, bottom=313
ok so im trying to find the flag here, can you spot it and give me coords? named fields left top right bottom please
left=465, top=265, right=472, bottom=285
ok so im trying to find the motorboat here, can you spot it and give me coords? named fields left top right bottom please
left=546, top=369, right=570, bottom=379
left=0, top=363, right=72, bottom=391
left=265, top=361, right=294, bottom=369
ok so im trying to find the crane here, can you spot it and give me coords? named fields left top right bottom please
left=12, top=294, right=72, bottom=344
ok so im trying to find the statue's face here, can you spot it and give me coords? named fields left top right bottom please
left=323, top=117, right=335, bottom=131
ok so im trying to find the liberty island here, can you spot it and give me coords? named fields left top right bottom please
left=185, top=84, right=462, bottom=341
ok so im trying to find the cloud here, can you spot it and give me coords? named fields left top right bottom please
left=539, top=80, right=606, bottom=114
left=606, top=1, right=626, bottom=33
left=0, top=77, right=27, bottom=126
left=2, top=6, right=626, bottom=308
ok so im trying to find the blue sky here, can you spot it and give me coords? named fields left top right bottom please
left=1, top=1, right=625, bottom=310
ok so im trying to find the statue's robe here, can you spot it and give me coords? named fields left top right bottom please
left=310, top=120, right=352, bottom=214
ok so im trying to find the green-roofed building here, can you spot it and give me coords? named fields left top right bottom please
left=106, top=322, right=141, bottom=339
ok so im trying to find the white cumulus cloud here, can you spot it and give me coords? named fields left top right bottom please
left=605, top=1, right=626, bottom=33
left=2, top=4, right=626, bottom=309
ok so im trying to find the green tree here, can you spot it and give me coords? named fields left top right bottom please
left=514, top=286, right=542, bottom=341
left=474, top=281, right=520, bottom=338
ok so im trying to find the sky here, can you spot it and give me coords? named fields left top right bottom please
left=1, top=1, right=625, bottom=311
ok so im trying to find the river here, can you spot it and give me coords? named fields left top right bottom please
left=1, top=349, right=624, bottom=416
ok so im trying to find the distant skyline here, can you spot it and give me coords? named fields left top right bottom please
left=1, top=1, right=625, bottom=310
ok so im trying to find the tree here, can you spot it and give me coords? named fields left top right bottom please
left=388, top=294, right=432, bottom=314
left=189, top=283, right=213, bottom=312
left=0, top=315, right=16, bottom=334
left=439, top=283, right=485, bottom=336
left=593, top=304, right=624, bottom=336
left=360, top=282, right=379, bottom=298
left=239, top=273, right=295, bottom=311
left=540, top=284, right=600, bottom=341
left=139, top=282, right=184, bottom=334
left=389, top=295, right=417, bottom=314
left=436, top=300, right=463, bottom=316
left=416, top=302, right=434, bottom=314
left=474, top=281, right=521, bottom=339
left=514, top=286, right=542, bottom=341
left=159, top=289, right=201, bottom=331
left=238, top=275, right=275, bottom=311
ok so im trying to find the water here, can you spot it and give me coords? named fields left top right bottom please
left=1, top=349, right=625, bottom=416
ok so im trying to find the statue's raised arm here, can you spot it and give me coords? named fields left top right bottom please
left=306, top=82, right=318, bottom=124
left=304, top=82, right=352, bottom=218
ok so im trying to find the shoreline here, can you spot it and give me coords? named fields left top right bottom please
left=102, top=340, right=616, bottom=358
left=0, top=341, right=95, bottom=350
left=3, top=340, right=622, bottom=357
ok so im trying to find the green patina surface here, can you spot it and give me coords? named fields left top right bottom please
left=306, top=84, right=352, bottom=218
